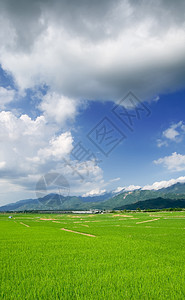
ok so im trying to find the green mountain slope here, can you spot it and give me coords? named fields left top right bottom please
left=100, top=183, right=185, bottom=209
left=115, top=197, right=185, bottom=210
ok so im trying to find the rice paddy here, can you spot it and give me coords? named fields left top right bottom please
left=0, top=211, right=185, bottom=299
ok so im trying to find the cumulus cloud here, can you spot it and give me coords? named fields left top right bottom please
left=0, top=178, right=28, bottom=206
left=113, top=186, right=125, bottom=193
left=0, top=110, right=58, bottom=177
left=154, top=152, right=185, bottom=171
left=0, top=110, right=65, bottom=177
left=0, top=0, right=185, bottom=102
left=142, top=176, right=185, bottom=190
left=163, top=121, right=185, bottom=141
left=0, top=161, right=6, bottom=169
left=82, top=188, right=106, bottom=197
left=163, top=126, right=180, bottom=141
left=0, top=87, right=15, bottom=108
left=113, top=185, right=141, bottom=193
left=39, top=92, right=80, bottom=124
left=112, top=177, right=185, bottom=192
left=157, top=121, right=185, bottom=147
left=125, top=185, right=141, bottom=191
left=37, top=132, right=73, bottom=161
left=0, top=110, right=105, bottom=204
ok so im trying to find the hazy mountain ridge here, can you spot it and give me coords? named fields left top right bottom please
left=0, top=192, right=116, bottom=211
left=1, top=182, right=185, bottom=211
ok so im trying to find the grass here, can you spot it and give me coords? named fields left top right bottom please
left=0, top=211, right=185, bottom=299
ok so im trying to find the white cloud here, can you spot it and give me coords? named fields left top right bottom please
left=112, top=176, right=185, bottom=193
left=0, top=111, right=48, bottom=141
left=157, top=139, right=168, bottom=148
left=153, top=96, right=160, bottom=102
left=114, top=177, right=185, bottom=193
left=0, top=178, right=32, bottom=206
left=163, top=128, right=179, bottom=140
left=154, top=152, right=185, bottom=171
left=113, top=185, right=141, bottom=193
left=0, top=1, right=185, bottom=103
left=39, top=92, right=80, bottom=124
left=113, top=186, right=125, bottom=193
left=0, top=110, right=105, bottom=204
left=0, top=110, right=73, bottom=179
left=163, top=121, right=185, bottom=141
left=0, top=161, right=6, bottom=169
left=0, top=87, right=15, bottom=108
left=157, top=121, right=185, bottom=147
left=82, top=188, right=106, bottom=197
left=142, top=176, right=185, bottom=190
left=124, top=185, right=141, bottom=191
left=37, top=132, right=73, bottom=161
left=109, top=177, right=120, bottom=183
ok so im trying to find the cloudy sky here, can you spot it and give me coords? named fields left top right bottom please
left=0, top=0, right=185, bottom=205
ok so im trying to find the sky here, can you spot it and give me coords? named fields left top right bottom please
left=0, top=0, right=185, bottom=205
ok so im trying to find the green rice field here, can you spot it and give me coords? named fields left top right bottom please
left=0, top=211, right=185, bottom=299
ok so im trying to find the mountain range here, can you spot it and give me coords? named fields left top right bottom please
left=1, top=182, right=185, bottom=211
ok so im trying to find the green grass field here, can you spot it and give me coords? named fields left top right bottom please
left=0, top=211, right=185, bottom=299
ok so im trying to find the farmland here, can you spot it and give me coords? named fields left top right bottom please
left=0, top=212, right=185, bottom=299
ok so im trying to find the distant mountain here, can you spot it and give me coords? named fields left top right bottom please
left=115, top=197, right=185, bottom=210
left=0, top=192, right=116, bottom=212
left=1, top=182, right=185, bottom=211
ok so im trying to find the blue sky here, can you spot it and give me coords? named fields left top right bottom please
left=0, top=0, right=185, bottom=205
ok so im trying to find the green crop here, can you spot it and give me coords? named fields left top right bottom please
left=0, top=211, right=185, bottom=299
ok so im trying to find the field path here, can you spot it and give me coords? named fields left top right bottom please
left=113, top=214, right=132, bottom=218
left=61, top=228, right=96, bottom=237
left=136, top=218, right=159, bottom=224
left=20, top=222, right=30, bottom=227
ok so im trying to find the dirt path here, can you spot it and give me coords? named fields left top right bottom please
left=136, top=218, right=159, bottom=224
left=113, top=214, right=132, bottom=218
left=20, top=222, right=30, bottom=227
left=61, top=228, right=96, bottom=237
left=40, top=218, right=55, bottom=221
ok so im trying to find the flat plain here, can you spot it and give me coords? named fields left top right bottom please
left=0, top=211, right=185, bottom=299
